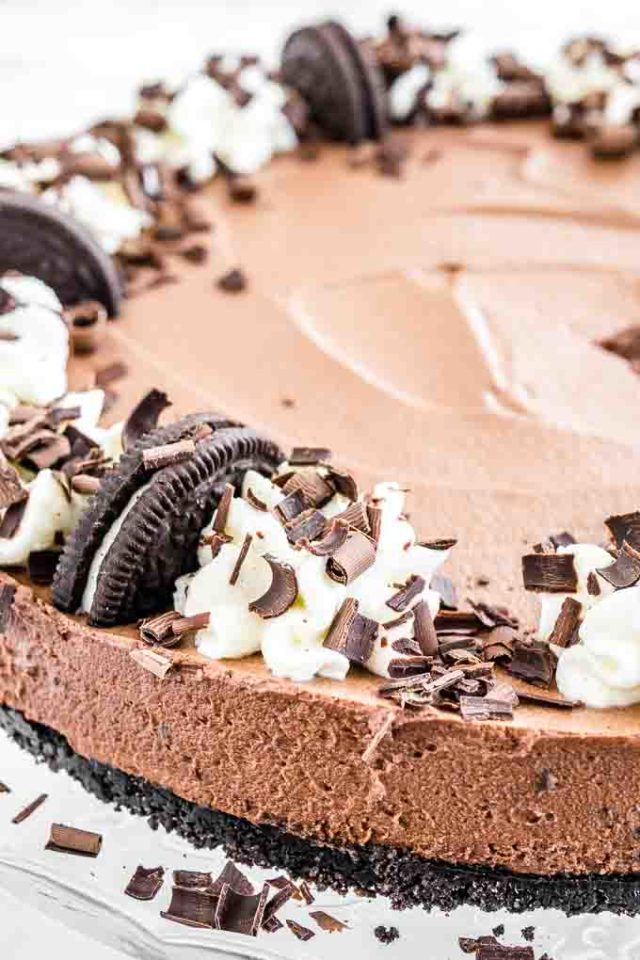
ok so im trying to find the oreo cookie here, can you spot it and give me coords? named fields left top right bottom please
left=52, top=414, right=283, bottom=626
left=0, top=192, right=122, bottom=316
left=281, top=21, right=387, bottom=143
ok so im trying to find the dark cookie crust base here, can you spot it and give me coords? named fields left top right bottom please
left=2, top=704, right=639, bottom=917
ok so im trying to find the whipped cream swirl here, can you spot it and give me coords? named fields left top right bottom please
left=176, top=472, right=448, bottom=682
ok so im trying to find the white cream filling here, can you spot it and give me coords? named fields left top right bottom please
left=80, top=480, right=153, bottom=613
left=0, top=274, right=68, bottom=407
left=180, top=473, right=449, bottom=683
left=389, top=63, right=431, bottom=121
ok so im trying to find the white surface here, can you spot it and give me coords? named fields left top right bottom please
left=2, top=0, right=640, bottom=955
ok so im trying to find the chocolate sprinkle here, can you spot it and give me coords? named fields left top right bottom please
left=215, top=883, right=269, bottom=936
left=289, top=446, right=331, bottom=465
left=162, top=887, right=216, bottom=928
left=123, top=389, right=171, bottom=450
left=413, top=600, right=439, bottom=656
left=0, top=499, right=26, bottom=539
left=229, top=534, right=253, bottom=585
left=597, top=539, right=640, bottom=589
left=249, top=555, right=298, bottom=618
left=386, top=575, right=426, bottom=611
left=142, top=438, right=195, bottom=471
left=522, top=553, right=578, bottom=593
left=12, top=792, right=47, bottom=824
left=286, top=918, right=315, bottom=941
left=45, top=823, right=102, bottom=857
left=326, top=528, right=376, bottom=584
left=547, top=597, right=581, bottom=648
left=310, top=910, right=347, bottom=932
left=124, top=865, right=165, bottom=900
left=0, top=462, right=27, bottom=510
left=27, top=549, right=61, bottom=585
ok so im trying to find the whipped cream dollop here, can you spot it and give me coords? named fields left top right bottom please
left=0, top=156, right=60, bottom=192
left=168, top=64, right=297, bottom=176
left=0, top=274, right=68, bottom=408
left=0, top=469, right=85, bottom=567
left=42, top=176, right=151, bottom=254
left=537, top=541, right=640, bottom=707
left=176, top=469, right=449, bottom=682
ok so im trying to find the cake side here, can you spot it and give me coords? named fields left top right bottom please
left=2, top=573, right=640, bottom=880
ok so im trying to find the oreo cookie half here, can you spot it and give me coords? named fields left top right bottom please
left=0, top=192, right=122, bottom=316
left=282, top=21, right=387, bottom=143
left=52, top=415, right=283, bottom=626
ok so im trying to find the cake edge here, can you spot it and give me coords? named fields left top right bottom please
left=2, top=704, right=639, bottom=918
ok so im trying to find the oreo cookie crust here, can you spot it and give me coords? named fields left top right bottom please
left=52, top=416, right=283, bottom=625
left=1, top=704, right=638, bottom=917
left=0, top=191, right=122, bottom=315
left=282, top=22, right=384, bottom=144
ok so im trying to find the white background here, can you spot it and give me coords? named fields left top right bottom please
left=2, top=0, right=640, bottom=956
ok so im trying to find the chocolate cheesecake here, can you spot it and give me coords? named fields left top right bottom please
left=1, top=15, right=640, bottom=922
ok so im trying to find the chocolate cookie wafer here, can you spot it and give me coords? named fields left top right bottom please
left=0, top=192, right=122, bottom=315
left=326, top=21, right=389, bottom=141
left=282, top=22, right=387, bottom=143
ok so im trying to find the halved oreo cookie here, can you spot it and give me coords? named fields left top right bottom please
left=52, top=414, right=283, bottom=625
left=282, top=21, right=387, bottom=143
left=0, top=192, right=122, bottom=316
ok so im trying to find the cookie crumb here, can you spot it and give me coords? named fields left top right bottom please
left=374, top=925, right=400, bottom=944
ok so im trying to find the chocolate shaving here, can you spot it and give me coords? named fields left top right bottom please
left=326, top=528, right=376, bottom=584
left=274, top=489, right=308, bottom=523
left=140, top=610, right=183, bottom=646
left=304, top=518, right=349, bottom=556
left=213, top=483, right=234, bottom=534
left=12, top=793, right=47, bottom=824
left=0, top=499, right=26, bottom=539
left=262, top=882, right=295, bottom=927
left=27, top=549, right=61, bottom=585
left=511, top=681, right=580, bottom=709
left=522, top=553, right=578, bottom=593
left=142, top=438, right=195, bottom=471
left=386, top=575, right=426, bottom=612
left=125, top=865, right=165, bottom=900
left=215, top=882, right=268, bottom=936
left=413, top=600, right=439, bottom=656
left=161, top=887, right=216, bottom=928
left=333, top=500, right=370, bottom=533
left=263, top=915, right=283, bottom=932
left=285, top=508, right=326, bottom=544
left=507, top=640, right=557, bottom=687
left=605, top=511, right=640, bottom=548
left=460, top=695, right=515, bottom=721
left=283, top=470, right=334, bottom=507
left=586, top=571, right=601, bottom=596
left=0, top=583, right=16, bottom=629
left=0, top=463, right=27, bottom=510
left=286, top=919, right=315, bottom=941
left=129, top=647, right=173, bottom=679
left=173, top=870, right=213, bottom=890
left=420, top=537, right=457, bottom=551
left=245, top=487, right=268, bottom=511
left=391, top=636, right=422, bottom=655
left=123, top=389, right=171, bottom=450
left=229, top=534, right=252, bottom=585
left=388, top=656, right=432, bottom=679
left=548, top=597, right=582, bottom=648
left=249, top=555, right=298, bottom=618
left=310, top=910, right=347, bottom=932
left=597, top=539, right=640, bottom=589
left=45, top=823, right=102, bottom=857
left=366, top=503, right=383, bottom=543
left=299, top=880, right=314, bottom=904
left=289, top=446, right=331, bottom=465
left=324, top=597, right=359, bottom=652
left=326, top=466, right=358, bottom=501
left=213, top=862, right=254, bottom=895
left=482, top=625, right=516, bottom=662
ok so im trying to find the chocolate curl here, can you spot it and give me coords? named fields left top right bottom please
left=326, top=529, right=377, bottom=584
left=249, top=555, right=298, bottom=618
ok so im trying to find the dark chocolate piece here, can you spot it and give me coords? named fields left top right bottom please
left=27, top=550, right=61, bottom=585
left=229, top=534, right=253, bottom=585
left=334, top=500, right=370, bottom=532
left=310, top=909, right=347, bottom=932
left=597, top=540, right=640, bottom=589
left=388, top=656, right=432, bottom=679
left=283, top=470, right=334, bottom=507
left=304, top=518, right=349, bottom=556
left=289, top=446, right=332, bottom=465
left=142, top=438, right=196, bottom=471
left=522, top=553, right=578, bottom=593
left=123, top=389, right=171, bottom=451
left=124, top=865, right=165, bottom=900
left=215, top=882, right=269, bottom=936
left=285, top=508, right=326, bottom=544
left=507, top=640, right=557, bottom=687
left=386, top=575, right=426, bottom=612
left=213, top=483, right=234, bottom=534
left=325, top=466, right=358, bottom=500
left=161, top=887, right=216, bottom=928
left=173, top=869, right=213, bottom=889
left=286, top=918, right=315, bottom=941
left=45, top=823, right=102, bottom=857
left=249, top=555, right=298, bottom=618
left=326, top=528, right=376, bottom=584
left=547, top=597, right=581, bottom=648
left=274, top=489, right=309, bottom=523
left=12, top=792, right=47, bottom=824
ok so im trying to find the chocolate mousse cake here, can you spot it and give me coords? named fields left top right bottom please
left=1, top=14, right=640, bottom=922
